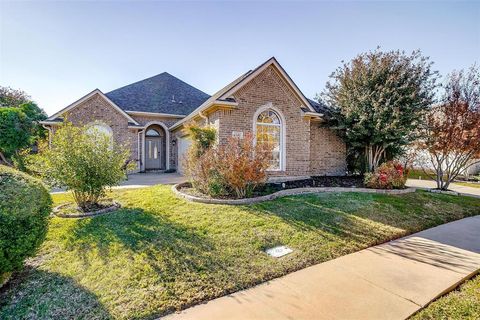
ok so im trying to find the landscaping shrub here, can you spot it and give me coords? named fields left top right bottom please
left=215, top=133, right=271, bottom=198
left=28, top=122, right=129, bottom=211
left=0, top=165, right=51, bottom=283
left=184, top=123, right=216, bottom=157
left=364, top=160, right=407, bottom=189
left=184, top=126, right=271, bottom=198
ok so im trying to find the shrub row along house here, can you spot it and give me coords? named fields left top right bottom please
left=40, top=57, right=346, bottom=179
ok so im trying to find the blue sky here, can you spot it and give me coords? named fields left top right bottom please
left=1, top=1, right=479, bottom=116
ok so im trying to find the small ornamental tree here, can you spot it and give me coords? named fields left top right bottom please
left=29, top=122, right=129, bottom=210
left=183, top=124, right=219, bottom=194
left=322, top=48, right=438, bottom=172
left=416, top=66, right=480, bottom=190
left=185, top=123, right=217, bottom=157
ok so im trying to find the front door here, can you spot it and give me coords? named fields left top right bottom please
left=145, top=136, right=163, bottom=170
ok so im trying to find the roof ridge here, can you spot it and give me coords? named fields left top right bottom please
left=106, top=72, right=209, bottom=97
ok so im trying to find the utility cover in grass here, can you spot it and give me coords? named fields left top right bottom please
left=265, top=246, right=293, bottom=258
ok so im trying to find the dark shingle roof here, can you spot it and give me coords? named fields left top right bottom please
left=307, top=98, right=333, bottom=116
left=105, top=72, right=210, bottom=115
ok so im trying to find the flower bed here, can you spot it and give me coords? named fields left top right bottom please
left=173, top=182, right=416, bottom=205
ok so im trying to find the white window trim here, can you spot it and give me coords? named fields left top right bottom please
left=252, top=103, right=286, bottom=172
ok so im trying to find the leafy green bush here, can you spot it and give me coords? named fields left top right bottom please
left=185, top=123, right=217, bottom=157
left=29, top=122, right=129, bottom=211
left=0, top=165, right=51, bottom=281
left=364, top=161, right=407, bottom=189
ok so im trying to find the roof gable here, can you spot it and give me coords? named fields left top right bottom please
left=219, top=57, right=317, bottom=112
left=105, top=72, right=210, bottom=115
left=46, top=89, right=139, bottom=125
left=170, top=57, right=321, bottom=130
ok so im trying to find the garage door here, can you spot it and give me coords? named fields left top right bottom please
left=177, top=136, right=192, bottom=175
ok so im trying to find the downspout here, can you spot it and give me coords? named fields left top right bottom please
left=199, top=110, right=208, bottom=124
left=42, top=125, right=53, bottom=147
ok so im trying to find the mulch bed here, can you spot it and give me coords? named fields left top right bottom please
left=271, top=175, right=365, bottom=190
left=53, top=201, right=121, bottom=218
left=181, top=176, right=365, bottom=200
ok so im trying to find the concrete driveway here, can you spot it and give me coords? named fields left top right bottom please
left=51, top=172, right=186, bottom=194
left=407, top=179, right=480, bottom=198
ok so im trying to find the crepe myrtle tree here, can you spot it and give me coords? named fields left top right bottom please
left=322, top=48, right=439, bottom=172
left=416, top=65, right=480, bottom=190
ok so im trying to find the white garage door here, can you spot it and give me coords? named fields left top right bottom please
left=177, top=136, right=192, bottom=175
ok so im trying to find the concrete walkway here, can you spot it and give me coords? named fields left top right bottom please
left=407, top=179, right=480, bottom=198
left=51, top=172, right=186, bottom=194
left=163, top=215, right=480, bottom=320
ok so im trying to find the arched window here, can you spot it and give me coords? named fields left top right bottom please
left=146, top=129, right=161, bottom=137
left=86, top=122, right=113, bottom=140
left=256, top=109, right=282, bottom=170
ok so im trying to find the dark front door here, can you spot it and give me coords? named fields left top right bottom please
left=145, top=136, right=163, bottom=170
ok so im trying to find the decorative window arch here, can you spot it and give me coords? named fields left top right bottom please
left=254, top=104, right=285, bottom=171
left=86, top=121, right=113, bottom=138
left=146, top=128, right=162, bottom=137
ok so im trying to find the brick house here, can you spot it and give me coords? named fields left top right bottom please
left=41, top=57, right=346, bottom=179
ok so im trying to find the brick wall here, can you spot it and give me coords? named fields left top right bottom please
left=197, top=66, right=346, bottom=176
left=61, top=93, right=138, bottom=167
left=310, top=122, right=347, bottom=175
left=52, top=92, right=182, bottom=171
left=202, top=64, right=346, bottom=177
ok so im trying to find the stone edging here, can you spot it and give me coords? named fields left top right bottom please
left=172, top=182, right=417, bottom=205
left=53, top=202, right=121, bottom=218
left=415, top=187, right=480, bottom=199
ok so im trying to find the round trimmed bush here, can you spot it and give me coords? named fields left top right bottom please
left=0, top=165, right=51, bottom=281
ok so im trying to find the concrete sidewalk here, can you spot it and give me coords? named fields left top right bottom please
left=163, top=215, right=480, bottom=320
left=51, top=172, right=186, bottom=194
left=407, top=179, right=480, bottom=198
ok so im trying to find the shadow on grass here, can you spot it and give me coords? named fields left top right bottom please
left=64, top=208, right=221, bottom=275
left=0, top=267, right=111, bottom=320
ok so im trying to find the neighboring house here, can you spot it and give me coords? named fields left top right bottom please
left=40, top=57, right=346, bottom=179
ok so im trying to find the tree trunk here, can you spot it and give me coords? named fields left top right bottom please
left=0, top=152, right=12, bottom=166
left=365, top=144, right=385, bottom=172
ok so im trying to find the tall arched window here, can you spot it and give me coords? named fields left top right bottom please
left=256, top=109, right=282, bottom=170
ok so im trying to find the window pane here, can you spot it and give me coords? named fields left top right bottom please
left=146, top=129, right=160, bottom=136
left=256, top=109, right=282, bottom=170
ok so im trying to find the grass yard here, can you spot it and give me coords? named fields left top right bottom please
left=407, top=168, right=435, bottom=180
left=411, top=274, right=480, bottom=320
left=1, top=186, right=479, bottom=319
left=455, top=182, right=480, bottom=189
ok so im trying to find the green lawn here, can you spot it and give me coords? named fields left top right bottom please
left=412, top=275, right=480, bottom=320
left=1, top=186, right=479, bottom=319
left=455, top=182, right=480, bottom=189
left=407, top=168, right=435, bottom=180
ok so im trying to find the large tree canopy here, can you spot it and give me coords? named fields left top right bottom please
left=322, top=49, right=438, bottom=172
left=0, top=86, right=47, bottom=165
